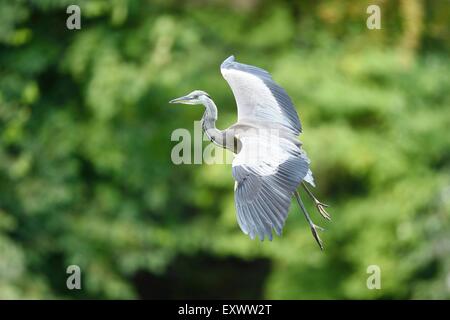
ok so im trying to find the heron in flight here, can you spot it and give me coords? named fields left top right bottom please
left=170, top=56, right=330, bottom=249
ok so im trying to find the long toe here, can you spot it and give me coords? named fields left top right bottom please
left=310, top=224, right=324, bottom=250
left=316, top=202, right=331, bottom=221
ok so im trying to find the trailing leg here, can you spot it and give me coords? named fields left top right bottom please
left=294, top=191, right=324, bottom=250
left=302, top=182, right=331, bottom=221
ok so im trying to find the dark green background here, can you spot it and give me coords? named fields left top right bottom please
left=0, top=0, right=449, bottom=299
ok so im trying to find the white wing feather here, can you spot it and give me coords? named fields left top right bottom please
left=221, top=55, right=302, bottom=136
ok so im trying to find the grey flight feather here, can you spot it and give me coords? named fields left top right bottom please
left=231, top=129, right=311, bottom=240
left=233, top=153, right=310, bottom=241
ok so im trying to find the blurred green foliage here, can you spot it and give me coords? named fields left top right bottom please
left=0, top=0, right=449, bottom=299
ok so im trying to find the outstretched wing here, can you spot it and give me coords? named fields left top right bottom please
left=232, top=133, right=310, bottom=240
left=221, top=55, right=302, bottom=136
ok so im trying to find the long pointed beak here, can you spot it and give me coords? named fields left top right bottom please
left=169, top=95, right=191, bottom=104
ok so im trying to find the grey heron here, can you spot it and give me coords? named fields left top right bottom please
left=170, top=55, right=330, bottom=249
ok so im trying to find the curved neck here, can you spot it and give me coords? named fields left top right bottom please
left=201, top=97, right=237, bottom=152
left=203, top=97, right=218, bottom=122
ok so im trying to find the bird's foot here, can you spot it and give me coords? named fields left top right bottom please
left=310, top=223, right=324, bottom=250
left=314, top=200, right=331, bottom=221
left=301, top=182, right=331, bottom=221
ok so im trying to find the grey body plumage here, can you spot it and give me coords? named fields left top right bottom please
left=170, top=56, right=330, bottom=249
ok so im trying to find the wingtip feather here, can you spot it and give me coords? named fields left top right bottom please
left=221, top=55, right=235, bottom=69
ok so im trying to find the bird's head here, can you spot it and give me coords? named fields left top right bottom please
left=169, top=90, right=211, bottom=105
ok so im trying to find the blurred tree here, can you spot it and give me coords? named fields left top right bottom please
left=0, top=0, right=449, bottom=299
